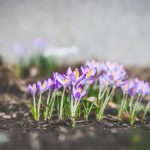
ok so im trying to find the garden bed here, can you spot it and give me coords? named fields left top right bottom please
left=0, top=62, right=150, bottom=150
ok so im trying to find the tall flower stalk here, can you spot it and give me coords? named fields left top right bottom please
left=97, top=87, right=115, bottom=121
left=118, top=93, right=128, bottom=118
left=59, top=87, right=66, bottom=119
left=27, top=60, right=150, bottom=127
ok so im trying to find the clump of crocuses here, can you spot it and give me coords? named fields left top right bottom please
left=27, top=60, right=150, bottom=126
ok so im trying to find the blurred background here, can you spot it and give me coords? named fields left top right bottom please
left=0, top=2, right=150, bottom=149
left=0, top=0, right=150, bottom=66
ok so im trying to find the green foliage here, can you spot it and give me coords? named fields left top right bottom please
left=14, top=54, right=58, bottom=78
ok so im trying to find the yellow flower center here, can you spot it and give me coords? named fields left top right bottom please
left=86, top=70, right=92, bottom=78
left=64, top=79, right=69, bottom=84
left=42, top=82, right=46, bottom=89
left=74, top=69, right=79, bottom=78
left=78, top=88, right=82, bottom=93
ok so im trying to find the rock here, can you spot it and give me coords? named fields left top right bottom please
left=12, top=113, right=17, bottom=118
left=59, top=126, right=68, bottom=134
left=105, top=122, right=114, bottom=128
left=108, top=102, right=118, bottom=109
left=58, top=134, right=67, bottom=142
left=0, top=112, right=5, bottom=117
left=30, top=67, right=39, bottom=77
left=122, top=112, right=130, bottom=122
left=24, top=113, right=29, bottom=117
left=110, top=128, right=117, bottom=133
left=122, top=123, right=129, bottom=128
left=2, top=115, right=11, bottom=119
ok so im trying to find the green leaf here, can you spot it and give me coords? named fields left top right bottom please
left=55, top=91, right=63, bottom=96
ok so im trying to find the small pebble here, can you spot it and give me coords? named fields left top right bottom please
left=122, top=123, right=129, bottom=128
left=58, top=134, right=66, bottom=142
left=105, top=122, right=113, bottom=128
left=2, top=115, right=11, bottom=119
left=12, top=113, right=17, bottom=118
left=59, top=126, right=68, bottom=133
left=30, top=67, right=39, bottom=77
left=24, top=113, right=29, bottom=117
left=111, top=128, right=117, bottom=133
left=0, top=112, right=5, bottom=117
left=8, top=105, right=14, bottom=110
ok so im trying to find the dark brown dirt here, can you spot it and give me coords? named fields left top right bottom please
left=0, top=93, right=149, bottom=150
left=0, top=61, right=150, bottom=150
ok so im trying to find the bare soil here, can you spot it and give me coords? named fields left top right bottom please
left=0, top=61, right=150, bottom=150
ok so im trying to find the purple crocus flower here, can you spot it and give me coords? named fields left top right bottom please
left=107, top=71, right=126, bottom=87
left=66, top=67, right=72, bottom=75
left=67, top=68, right=86, bottom=85
left=56, top=73, right=71, bottom=87
left=85, top=60, right=102, bottom=75
left=99, top=61, right=127, bottom=88
left=53, top=72, right=62, bottom=90
left=121, top=80, right=137, bottom=97
left=99, top=74, right=109, bottom=89
left=80, top=65, right=96, bottom=85
left=37, top=80, right=49, bottom=94
left=134, top=78, right=150, bottom=96
left=102, top=61, right=127, bottom=76
left=72, top=85, right=87, bottom=101
left=47, top=78, right=55, bottom=89
left=27, top=83, right=37, bottom=96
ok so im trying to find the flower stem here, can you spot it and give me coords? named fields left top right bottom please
left=118, top=93, right=126, bottom=118
left=44, top=90, right=51, bottom=120
left=37, top=94, right=42, bottom=121
left=97, top=88, right=114, bottom=121
left=130, top=95, right=143, bottom=125
left=33, top=95, right=36, bottom=115
left=59, top=87, right=66, bottom=119
left=72, top=117, right=75, bottom=128
left=143, top=101, right=150, bottom=121
left=48, top=94, right=56, bottom=119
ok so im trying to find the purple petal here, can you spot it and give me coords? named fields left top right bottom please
left=72, top=86, right=77, bottom=97
left=37, top=81, right=42, bottom=90
left=56, top=74, right=65, bottom=85
left=47, top=78, right=54, bottom=89
left=66, top=67, right=72, bottom=75
left=84, top=65, right=90, bottom=73
left=109, top=75, right=114, bottom=81
left=77, top=84, right=82, bottom=91
left=69, top=73, right=77, bottom=82
left=80, top=66, right=85, bottom=74
left=74, top=92, right=81, bottom=101
left=27, top=83, right=37, bottom=96
left=55, top=81, right=62, bottom=90
left=76, top=74, right=86, bottom=84
left=81, top=90, right=87, bottom=98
